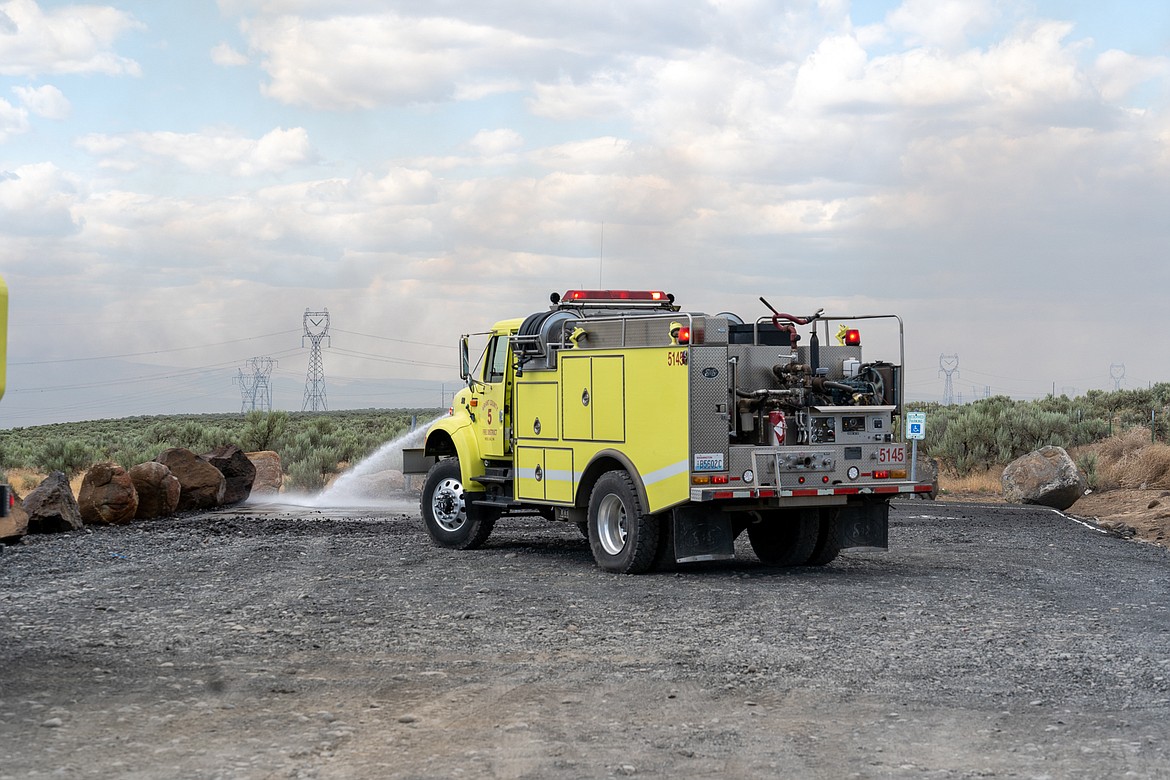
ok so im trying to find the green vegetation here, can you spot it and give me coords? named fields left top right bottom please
left=4, top=385, right=1169, bottom=490
left=0, top=408, right=441, bottom=491
left=911, top=384, right=1170, bottom=476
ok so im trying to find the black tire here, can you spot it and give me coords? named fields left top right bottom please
left=805, top=508, right=842, bottom=567
left=747, top=508, right=820, bottom=566
left=587, top=471, right=659, bottom=574
left=420, top=459, right=496, bottom=550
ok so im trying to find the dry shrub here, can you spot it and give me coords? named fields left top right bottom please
left=1095, top=428, right=1153, bottom=463
left=1103, top=445, right=1170, bottom=489
left=939, top=468, right=1003, bottom=496
left=1, top=468, right=83, bottom=498
left=5, top=468, right=44, bottom=493
left=1074, top=429, right=1170, bottom=490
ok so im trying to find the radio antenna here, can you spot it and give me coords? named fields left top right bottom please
left=598, top=221, right=604, bottom=287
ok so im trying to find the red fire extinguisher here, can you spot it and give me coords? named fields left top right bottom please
left=769, top=410, right=786, bottom=445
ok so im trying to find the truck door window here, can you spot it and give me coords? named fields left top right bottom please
left=485, top=335, right=509, bottom=384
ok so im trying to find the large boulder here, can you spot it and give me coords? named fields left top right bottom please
left=913, top=457, right=939, bottom=500
left=78, top=462, right=139, bottom=526
left=200, top=445, right=256, bottom=505
left=1002, top=445, right=1087, bottom=511
left=129, top=461, right=181, bottom=519
left=246, top=451, right=283, bottom=495
left=1, top=487, right=29, bottom=542
left=155, top=448, right=226, bottom=511
left=23, top=472, right=83, bottom=533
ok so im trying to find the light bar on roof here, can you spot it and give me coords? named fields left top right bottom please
left=562, top=289, right=669, bottom=302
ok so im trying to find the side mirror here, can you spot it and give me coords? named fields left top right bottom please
left=459, top=336, right=471, bottom=383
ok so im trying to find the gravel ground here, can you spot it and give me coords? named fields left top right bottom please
left=1, top=498, right=1169, bottom=779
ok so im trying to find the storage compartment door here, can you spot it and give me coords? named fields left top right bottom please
left=562, top=356, right=593, bottom=440
left=515, top=446, right=545, bottom=501
left=591, top=356, right=625, bottom=442
left=543, top=448, right=575, bottom=503
left=515, top=381, right=558, bottom=440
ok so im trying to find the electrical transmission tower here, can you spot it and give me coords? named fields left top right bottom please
left=1110, top=363, right=1125, bottom=391
left=302, top=308, right=330, bottom=412
left=235, top=356, right=276, bottom=413
left=939, top=354, right=959, bottom=405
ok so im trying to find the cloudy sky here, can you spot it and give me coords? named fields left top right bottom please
left=1, top=0, right=1168, bottom=426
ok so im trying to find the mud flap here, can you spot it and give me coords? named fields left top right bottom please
left=837, top=502, right=889, bottom=551
left=671, top=505, right=735, bottom=563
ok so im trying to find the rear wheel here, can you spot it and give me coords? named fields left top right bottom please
left=805, top=508, right=842, bottom=566
left=747, top=508, right=820, bottom=566
left=587, top=471, right=659, bottom=574
left=421, top=459, right=496, bottom=549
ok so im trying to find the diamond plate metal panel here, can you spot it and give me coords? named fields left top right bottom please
left=688, top=346, right=730, bottom=467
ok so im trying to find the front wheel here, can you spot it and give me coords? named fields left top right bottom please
left=587, top=471, right=659, bottom=574
left=421, top=459, right=496, bottom=549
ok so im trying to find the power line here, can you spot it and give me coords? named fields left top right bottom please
left=327, top=346, right=451, bottom=369
left=329, top=328, right=455, bottom=350
left=10, top=330, right=301, bottom=366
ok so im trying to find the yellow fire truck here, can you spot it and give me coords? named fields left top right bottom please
left=403, top=290, right=933, bottom=573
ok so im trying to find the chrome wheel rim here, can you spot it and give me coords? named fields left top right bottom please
left=596, top=493, right=628, bottom=555
left=431, top=477, right=466, bottom=532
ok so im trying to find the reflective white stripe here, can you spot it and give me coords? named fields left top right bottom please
left=643, top=459, right=690, bottom=487
left=545, top=469, right=573, bottom=483
left=516, top=468, right=538, bottom=480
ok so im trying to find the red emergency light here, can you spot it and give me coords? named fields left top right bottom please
left=561, top=289, right=670, bottom=303
left=845, top=328, right=861, bottom=346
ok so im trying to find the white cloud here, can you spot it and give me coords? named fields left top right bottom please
left=76, top=126, right=315, bottom=176
left=0, top=97, right=29, bottom=141
left=466, top=128, right=523, bottom=156
left=0, top=0, right=142, bottom=77
left=210, top=41, right=249, bottom=67
left=885, top=0, right=1000, bottom=50
left=13, top=83, right=69, bottom=119
left=0, top=162, right=82, bottom=237
left=244, top=12, right=544, bottom=109
left=1092, top=49, right=1170, bottom=103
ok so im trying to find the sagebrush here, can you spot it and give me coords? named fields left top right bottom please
left=0, top=408, right=441, bottom=491
left=912, top=384, right=1170, bottom=477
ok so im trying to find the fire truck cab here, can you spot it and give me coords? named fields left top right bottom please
left=403, top=290, right=933, bottom=573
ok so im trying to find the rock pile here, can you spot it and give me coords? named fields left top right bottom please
left=3, top=446, right=275, bottom=544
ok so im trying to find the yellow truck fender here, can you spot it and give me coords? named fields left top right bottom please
left=421, top=417, right=489, bottom=491
left=577, top=448, right=652, bottom=515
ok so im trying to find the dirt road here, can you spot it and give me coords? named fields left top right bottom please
left=2, top=499, right=1168, bottom=778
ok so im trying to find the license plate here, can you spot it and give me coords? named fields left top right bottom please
left=693, top=453, right=725, bottom=472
